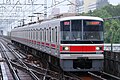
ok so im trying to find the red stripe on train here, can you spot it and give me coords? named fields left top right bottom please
left=60, top=46, right=97, bottom=52
left=46, top=43, right=49, bottom=46
left=51, top=44, right=56, bottom=48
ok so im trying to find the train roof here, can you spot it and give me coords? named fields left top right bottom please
left=11, top=16, right=103, bottom=31
left=60, top=16, right=103, bottom=21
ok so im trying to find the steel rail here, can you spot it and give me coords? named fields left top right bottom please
left=100, top=71, right=120, bottom=80
left=88, top=72, right=107, bottom=80
left=3, top=42, right=40, bottom=80
left=10, top=61, right=59, bottom=80
left=0, top=42, right=20, bottom=80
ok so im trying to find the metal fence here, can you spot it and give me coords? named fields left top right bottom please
left=104, top=44, right=120, bottom=52
left=104, top=51, right=120, bottom=77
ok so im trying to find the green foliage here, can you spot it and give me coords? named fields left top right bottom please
left=80, top=4, right=120, bottom=43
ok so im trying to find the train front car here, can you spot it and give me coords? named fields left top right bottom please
left=59, top=16, right=104, bottom=71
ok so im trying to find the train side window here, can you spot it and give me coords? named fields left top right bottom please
left=32, top=30, right=33, bottom=40
left=46, top=29, right=49, bottom=41
left=22, top=30, right=25, bottom=38
left=43, top=29, right=44, bottom=41
left=51, top=28, right=55, bottom=42
left=46, top=29, right=47, bottom=41
left=38, top=29, right=39, bottom=40
left=25, top=30, right=27, bottom=39
left=34, top=30, right=35, bottom=40
left=30, top=30, right=31, bottom=39
left=33, top=30, right=34, bottom=40
left=27, top=30, right=29, bottom=39
left=26, top=30, right=28, bottom=38
left=29, top=30, right=30, bottom=40
left=36, top=29, right=38, bottom=40
left=24, top=30, right=26, bottom=38
left=40, top=28, right=41, bottom=41
left=45, top=28, right=47, bottom=42
left=49, top=27, right=51, bottom=42
left=31, top=30, right=32, bottom=40
left=33, top=30, right=35, bottom=40
left=26, top=30, right=27, bottom=39
left=39, top=29, right=40, bottom=40
left=41, top=29, right=42, bottom=41
left=33, top=29, right=35, bottom=40
left=55, top=27, right=57, bottom=43
left=28, top=30, right=29, bottom=39
left=42, top=29, right=44, bottom=41
left=24, top=30, right=27, bottom=38
left=44, top=28, right=46, bottom=42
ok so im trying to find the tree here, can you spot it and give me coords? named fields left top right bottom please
left=80, top=4, right=120, bottom=43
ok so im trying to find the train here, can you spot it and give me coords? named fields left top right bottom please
left=11, top=16, right=104, bottom=71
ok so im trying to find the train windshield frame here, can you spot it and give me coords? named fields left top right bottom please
left=60, top=19, right=104, bottom=44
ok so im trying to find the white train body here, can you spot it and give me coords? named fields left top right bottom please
left=11, top=16, right=104, bottom=71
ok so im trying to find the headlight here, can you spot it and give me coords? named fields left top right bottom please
left=96, top=47, right=100, bottom=50
left=63, top=46, right=69, bottom=51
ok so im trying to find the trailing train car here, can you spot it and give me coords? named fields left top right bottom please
left=11, top=16, right=104, bottom=71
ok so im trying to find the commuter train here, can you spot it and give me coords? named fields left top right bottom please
left=11, top=16, right=104, bottom=71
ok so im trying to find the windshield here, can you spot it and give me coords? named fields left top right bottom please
left=60, top=20, right=71, bottom=40
left=71, top=20, right=82, bottom=40
left=60, top=19, right=104, bottom=42
left=83, top=20, right=103, bottom=40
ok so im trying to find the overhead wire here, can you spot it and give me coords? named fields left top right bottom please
left=0, top=0, right=72, bottom=28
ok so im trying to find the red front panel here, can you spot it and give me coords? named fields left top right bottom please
left=70, top=46, right=96, bottom=52
left=60, top=45, right=103, bottom=52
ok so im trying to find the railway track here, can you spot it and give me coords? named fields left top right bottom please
left=0, top=42, right=20, bottom=80
left=88, top=71, right=120, bottom=80
left=1, top=38, right=80, bottom=80
left=0, top=40, right=39, bottom=80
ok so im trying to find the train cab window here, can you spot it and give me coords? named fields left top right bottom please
left=60, top=20, right=70, bottom=41
left=71, top=20, right=82, bottom=40
left=83, top=20, right=103, bottom=40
